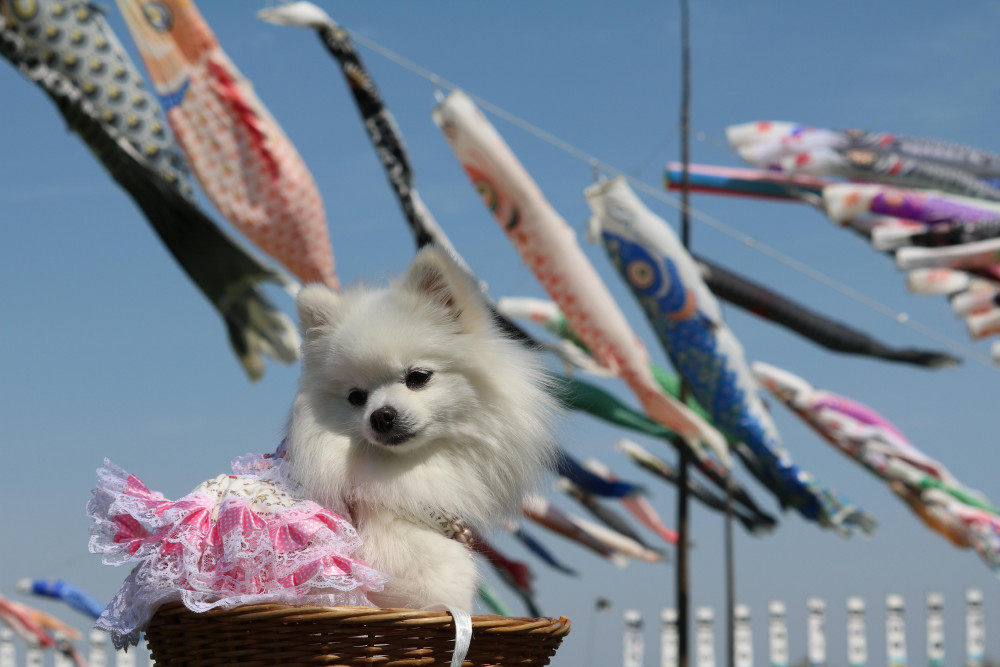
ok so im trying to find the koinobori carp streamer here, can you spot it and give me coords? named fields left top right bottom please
left=432, top=90, right=729, bottom=467
left=116, top=0, right=339, bottom=288
left=586, top=176, right=874, bottom=536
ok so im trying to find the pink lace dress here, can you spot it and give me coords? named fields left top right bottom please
left=88, top=446, right=386, bottom=648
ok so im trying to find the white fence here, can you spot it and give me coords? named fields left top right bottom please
left=624, top=588, right=987, bottom=667
left=0, top=629, right=153, bottom=667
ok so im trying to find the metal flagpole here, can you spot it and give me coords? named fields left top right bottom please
left=677, top=3, right=736, bottom=666
left=676, top=0, right=692, bottom=664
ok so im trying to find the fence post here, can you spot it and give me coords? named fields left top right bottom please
left=846, top=596, right=867, bottom=667
left=886, top=594, right=907, bottom=667
left=768, top=601, right=788, bottom=667
left=0, top=629, right=14, bottom=667
left=807, top=598, right=826, bottom=667
left=734, top=605, right=752, bottom=667
left=24, top=639, right=42, bottom=667
left=696, top=606, right=715, bottom=667
left=926, top=593, right=944, bottom=667
left=624, top=609, right=644, bottom=667
left=663, top=609, right=679, bottom=667
left=966, top=589, right=984, bottom=667
left=89, top=629, right=109, bottom=667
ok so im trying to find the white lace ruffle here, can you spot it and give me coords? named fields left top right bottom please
left=88, top=452, right=386, bottom=649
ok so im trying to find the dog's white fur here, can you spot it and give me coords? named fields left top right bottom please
left=284, top=247, right=558, bottom=610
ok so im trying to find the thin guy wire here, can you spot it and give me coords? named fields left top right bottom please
left=346, top=29, right=998, bottom=373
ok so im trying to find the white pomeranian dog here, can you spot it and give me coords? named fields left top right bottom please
left=284, top=246, right=558, bottom=611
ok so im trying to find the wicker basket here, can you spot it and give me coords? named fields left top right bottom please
left=145, top=602, right=571, bottom=666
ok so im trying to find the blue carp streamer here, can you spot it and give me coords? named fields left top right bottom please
left=586, top=176, right=874, bottom=536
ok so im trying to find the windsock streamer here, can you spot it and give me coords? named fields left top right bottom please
left=897, top=237, right=1000, bottom=272
left=824, top=183, right=1000, bottom=249
left=556, top=478, right=654, bottom=549
left=731, top=121, right=1000, bottom=201
left=695, top=256, right=958, bottom=368
left=0, top=594, right=56, bottom=648
left=730, top=121, right=1000, bottom=180
left=497, top=296, right=615, bottom=377
left=545, top=372, right=777, bottom=529
left=432, top=90, right=730, bottom=467
left=754, top=361, right=1000, bottom=573
left=256, top=2, right=457, bottom=258
left=476, top=583, right=512, bottom=616
left=751, top=362, right=962, bottom=486
left=17, top=579, right=103, bottom=620
left=663, top=163, right=828, bottom=202
left=470, top=532, right=540, bottom=617
left=256, top=5, right=586, bottom=358
left=0, top=19, right=299, bottom=380
left=552, top=449, right=645, bottom=498
left=580, top=457, right=679, bottom=545
left=522, top=495, right=629, bottom=566
left=116, top=0, right=339, bottom=288
left=587, top=176, right=873, bottom=535
left=966, top=308, right=1000, bottom=340
left=616, top=438, right=773, bottom=534
left=527, top=493, right=667, bottom=566
left=907, top=268, right=972, bottom=295
left=504, top=522, right=579, bottom=576
left=952, top=286, right=1000, bottom=317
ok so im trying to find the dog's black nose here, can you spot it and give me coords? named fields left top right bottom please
left=370, top=406, right=397, bottom=434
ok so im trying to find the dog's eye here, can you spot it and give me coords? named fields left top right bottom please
left=347, top=389, right=368, bottom=407
left=405, top=369, right=433, bottom=390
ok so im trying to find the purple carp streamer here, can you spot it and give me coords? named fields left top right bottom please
left=0, top=16, right=298, bottom=380
left=695, top=255, right=958, bottom=368
left=116, top=0, right=339, bottom=289
left=754, top=362, right=1000, bottom=575
left=432, top=90, right=729, bottom=466
left=824, top=183, right=1000, bottom=249
left=729, top=121, right=1000, bottom=201
left=587, top=176, right=875, bottom=535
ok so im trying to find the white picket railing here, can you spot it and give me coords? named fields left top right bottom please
left=0, top=629, right=153, bottom=667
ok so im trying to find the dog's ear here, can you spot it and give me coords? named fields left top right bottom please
left=297, top=284, right=341, bottom=340
left=403, top=246, right=488, bottom=332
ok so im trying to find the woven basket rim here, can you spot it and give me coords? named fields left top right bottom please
left=152, top=600, right=571, bottom=636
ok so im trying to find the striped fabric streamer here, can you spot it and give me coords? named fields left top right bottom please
left=663, top=162, right=828, bottom=202
left=433, top=90, right=728, bottom=467
left=17, top=579, right=103, bottom=620
left=615, top=439, right=769, bottom=534
left=754, top=361, right=1000, bottom=575
left=555, top=478, right=654, bottom=549
left=580, top=457, right=679, bottom=545
left=504, top=522, right=579, bottom=577
left=552, top=448, right=645, bottom=498
left=730, top=120, right=1000, bottom=201
left=522, top=495, right=627, bottom=566
left=469, top=531, right=540, bottom=617
left=116, top=0, right=339, bottom=288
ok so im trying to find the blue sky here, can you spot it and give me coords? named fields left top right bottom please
left=3, top=1, right=1000, bottom=665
